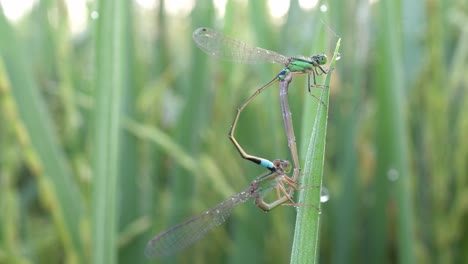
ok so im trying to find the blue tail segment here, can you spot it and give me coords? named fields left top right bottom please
left=259, top=159, right=275, bottom=170
left=277, top=69, right=289, bottom=80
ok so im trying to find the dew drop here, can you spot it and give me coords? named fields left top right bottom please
left=90, top=11, right=99, bottom=20
left=387, top=168, right=399, bottom=181
left=336, top=53, right=341, bottom=61
left=319, top=4, right=328, bottom=12
left=320, top=187, right=330, bottom=203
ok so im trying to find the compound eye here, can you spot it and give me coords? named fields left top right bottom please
left=317, top=54, right=328, bottom=65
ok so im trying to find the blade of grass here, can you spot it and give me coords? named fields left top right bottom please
left=116, top=5, right=143, bottom=263
left=290, top=38, right=341, bottom=264
left=92, top=0, right=129, bottom=262
left=329, top=2, right=369, bottom=262
left=373, top=0, right=416, bottom=263
left=0, top=7, right=83, bottom=263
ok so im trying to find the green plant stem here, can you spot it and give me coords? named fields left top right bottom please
left=92, top=0, right=129, bottom=263
left=0, top=8, right=83, bottom=263
left=290, top=38, right=341, bottom=264
left=374, top=0, right=416, bottom=263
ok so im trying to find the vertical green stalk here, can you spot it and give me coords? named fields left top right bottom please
left=290, top=39, right=341, bottom=264
left=0, top=7, right=83, bottom=263
left=116, top=4, right=141, bottom=264
left=373, top=0, right=416, bottom=263
left=330, top=1, right=369, bottom=262
left=92, top=0, right=129, bottom=263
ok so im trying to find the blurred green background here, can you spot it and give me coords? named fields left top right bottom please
left=0, top=0, right=467, bottom=263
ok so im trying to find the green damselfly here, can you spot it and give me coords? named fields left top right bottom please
left=192, top=27, right=328, bottom=93
left=193, top=27, right=329, bottom=184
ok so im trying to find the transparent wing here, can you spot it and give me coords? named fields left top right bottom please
left=192, top=27, right=290, bottom=65
left=144, top=189, right=252, bottom=258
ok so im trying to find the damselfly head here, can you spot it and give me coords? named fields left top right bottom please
left=311, top=54, right=328, bottom=65
left=272, top=159, right=291, bottom=173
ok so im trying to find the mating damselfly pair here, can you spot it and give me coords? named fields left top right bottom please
left=145, top=27, right=333, bottom=258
